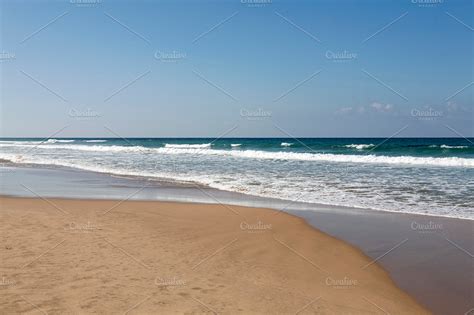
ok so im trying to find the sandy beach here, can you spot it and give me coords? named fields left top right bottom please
left=0, top=196, right=429, bottom=314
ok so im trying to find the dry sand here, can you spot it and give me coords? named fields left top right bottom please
left=0, top=196, right=430, bottom=314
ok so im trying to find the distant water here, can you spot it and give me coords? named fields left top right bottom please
left=1, top=138, right=473, bottom=219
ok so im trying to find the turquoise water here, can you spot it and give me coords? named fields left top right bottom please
left=2, top=137, right=473, bottom=157
left=1, top=138, right=473, bottom=219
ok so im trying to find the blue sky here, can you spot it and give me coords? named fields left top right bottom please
left=1, top=0, right=472, bottom=137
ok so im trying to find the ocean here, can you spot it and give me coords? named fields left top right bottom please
left=1, top=137, right=473, bottom=219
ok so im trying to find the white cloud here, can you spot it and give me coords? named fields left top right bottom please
left=335, top=102, right=394, bottom=115
left=370, top=102, right=393, bottom=112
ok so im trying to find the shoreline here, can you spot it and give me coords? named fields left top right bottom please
left=1, top=191, right=472, bottom=223
left=0, top=196, right=429, bottom=314
left=1, top=161, right=472, bottom=221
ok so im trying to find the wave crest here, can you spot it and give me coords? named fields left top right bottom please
left=1, top=143, right=473, bottom=167
left=440, top=145, right=468, bottom=149
left=164, top=143, right=211, bottom=149
left=46, top=139, right=75, bottom=143
left=344, top=144, right=375, bottom=150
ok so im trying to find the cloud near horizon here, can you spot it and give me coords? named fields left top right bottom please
left=335, top=102, right=395, bottom=115
left=335, top=101, right=471, bottom=118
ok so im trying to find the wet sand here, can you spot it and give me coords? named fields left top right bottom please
left=0, top=196, right=429, bottom=314
left=292, top=209, right=474, bottom=315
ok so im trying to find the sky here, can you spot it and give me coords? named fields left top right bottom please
left=0, top=0, right=472, bottom=138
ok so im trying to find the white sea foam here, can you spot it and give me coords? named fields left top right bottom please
left=344, top=144, right=375, bottom=150
left=164, top=143, right=211, bottom=149
left=0, top=143, right=145, bottom=152
left=155, top=147, right=474, bottom=167
left=0, top=140, right=41, bottom=145
left=1, top=143, right=473, bottom=167
left=281, top=142, right=293, bottom=147
left=428, top=144, right=469, bottom=149
left=1, top=152, right=471, bottom=220
left=46, top=139, right=75, bottom=143
left=440, top=145, right=468, bottom=149
left=1, top=146, right=473, bottom=219
left=231, top=144, right=241, bottom=147
left=85, top=140, right=107, bottom=143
